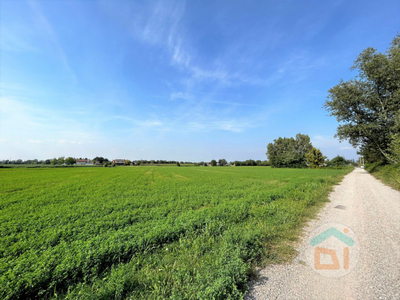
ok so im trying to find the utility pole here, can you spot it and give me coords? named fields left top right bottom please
left=359, top=156, right=364, bottom=167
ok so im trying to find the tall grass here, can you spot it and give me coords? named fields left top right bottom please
left=365, top=163, right=400, bottom=190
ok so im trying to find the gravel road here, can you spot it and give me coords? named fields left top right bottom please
left=245, top=167, right=400, bottom=300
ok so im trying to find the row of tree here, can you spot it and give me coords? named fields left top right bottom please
left=1, top=157, right=90, bottom=165
left=193, top=159, right=269, bottom=166
left=231, top=160, right=270, bottom=166
left=92, top=158, right=196, bottom=165
left=0, top=158, right=196, bottom=166
left=266, top=133, right=353, bottom=168
left=1, top=155, right=353, bottom=168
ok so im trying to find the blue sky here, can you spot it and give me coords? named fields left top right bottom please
left=1, top=0, right=400, bottom=161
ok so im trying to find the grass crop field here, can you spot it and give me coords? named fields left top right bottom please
left=0, top=166, right=352, bottom=299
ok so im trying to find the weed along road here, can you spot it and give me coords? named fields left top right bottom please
left=246, top=168, right=400, bottom=300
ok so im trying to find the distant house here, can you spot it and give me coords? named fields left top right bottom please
left=113, top=159, right=125, bottom=165
left=76, top=159, right=87, bottom=165
left=76, top=159, right=92, bottom=165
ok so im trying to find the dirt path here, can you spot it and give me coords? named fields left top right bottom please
left=245, top=168, right=400, bottom=300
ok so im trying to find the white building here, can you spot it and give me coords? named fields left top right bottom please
left=113, top=159, right=125, bottom=165
left=76, top=159, right=87, bottom=165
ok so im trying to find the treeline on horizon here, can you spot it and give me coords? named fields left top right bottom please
left=0, top=156, right=356, bottom=167
left=0, top=157, right=270, bottom=166
left=0, top=138, right=356, bottom=168
left=0, top=158, right=195, bottom=166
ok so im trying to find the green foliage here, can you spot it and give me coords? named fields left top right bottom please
left=64, top=157, right=76, bottom=165
left=261, top=160, right=270, bottom=166
left=210, top=160, right=217, bottom=166
left=0, top=166, right=352, bottom=299
left=388, top=111, right=400, bottom=163
left=57, top=156, right=65, bottom=165
left=233, top=159, right=258, bottom=166
left=50, top=158, right=57, bottom=166
left=176, top=162, right=180, bottom=167
left=93, top=157, right=108, bottom=164
left=390, top=133, right=400, bottom=162
left=305, top=147, right=326, bottom=168
left=218, top=159, right=227, bottom=166
left=325, top=34, right=400, bottom=164
left=267, top=133, right=313, bottom=168
left=329, top=155, right=347, bottom=167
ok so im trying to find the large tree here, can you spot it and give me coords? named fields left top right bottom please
left=305, top=147, right=326, bottom=168
left=65, top=157, right=76, bottom=165
left=325, top=35, right=400, bottom=164
left=266, top=133, right=313, bottom=168
left=58, top=156, right=65, bottom=165
left=218, top=158, right=227, bottom=166
left=330, top=155, right=347, bottom=167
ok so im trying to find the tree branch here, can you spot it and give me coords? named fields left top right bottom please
left=378, top=146, right=398, bottom=164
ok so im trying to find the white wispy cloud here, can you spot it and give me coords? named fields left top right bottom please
left=0, top=97, right=103, bottom=159
left=99, top=0, right=326, bottom=90
left=106, top=116, right=164, bottom=128
left=140, top=120, right=163, bottom=127
left=170, top=92, right=193, bottom=101
left=97, top=0, right=267, bottom=87
left=27, top=0, right=77, bottom=84
left=0, top=29, right=38, bottom=52
left=217, top=122, right=246, bottom=133
left=0, top=95, right=274, bottom=160
left=185, top=120, right=251, bottom=133
left=169, top=37, right=191, bottom=67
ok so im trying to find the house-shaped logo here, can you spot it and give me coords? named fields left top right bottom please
left=310, top=227, right=354, bottom=270
left=305, top=223, right=360, bottom=277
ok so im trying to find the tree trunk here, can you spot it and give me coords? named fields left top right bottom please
left=378, top=146, right=398, bottom=164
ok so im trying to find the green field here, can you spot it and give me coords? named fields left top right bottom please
left=0, top=166, right=352, bottom=299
